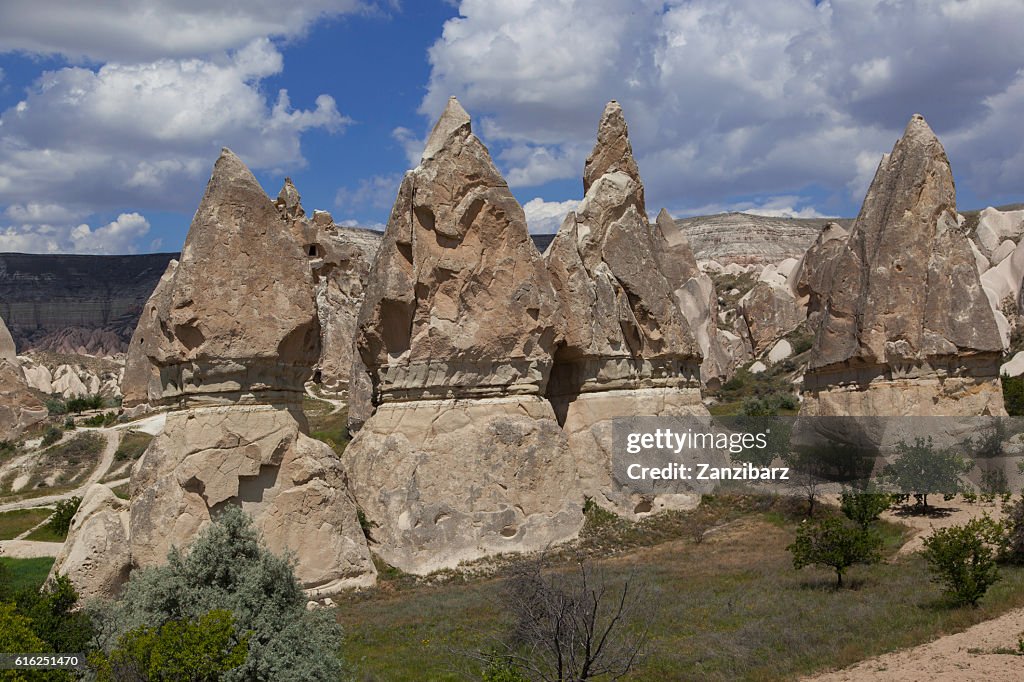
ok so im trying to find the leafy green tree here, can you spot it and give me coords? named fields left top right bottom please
left=14, top=575, right=94, bottom=653
left=999, top=496, right=1024, bottom=563
left=1002, top=375, right=1024, bottom=416
left=840, top=487, right=893, bottom=529
left=47, top=497, right=82, bottom=538
left=883, top=437, right=970, bottom=512
left=91, top=506, right=348, bottom=682
left=92, top=609, right=248, bottom=682
left=922, top=518, right=1002, bottom=607
left=788, top=516, right=883, bottom=587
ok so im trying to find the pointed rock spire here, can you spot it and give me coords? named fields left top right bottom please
left=421, top=96, right=472, bottom=162
left=275, top=177, right=305, bottom=220
left=583, top=100, right=642, bottom=198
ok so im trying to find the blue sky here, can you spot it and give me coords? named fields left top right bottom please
left=1, top=0, right=1023, bottom=254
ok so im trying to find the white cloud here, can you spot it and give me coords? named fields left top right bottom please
left=0, top=212, right=150, bottom=254
left=392, top=127, right=426, bottom=166
left=424, top=0, right=1024, bottom=211
left=0, top=39, right=347, bottom=214
left=669, top=196, right=830, bottom=220
left=522, top=197, right=578, bottom=234
left=0, top=0, right=377, bottom=62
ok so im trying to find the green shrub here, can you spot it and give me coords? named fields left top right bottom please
left=47, top=496, right=82, bottom=538
left=90, top=506, right=349, bottom=681
left=999, top=497, right=1024, bottom=564
left=66, top=395, right=104, bottom=413
left=1002, top=375, right=1024, bottom=416
left=63, top=417, right=76, bottom=430
left=92, top=609, right=249, bottom=682
left=788, top=516, right=883, bottom=587
left=45, top=398, right=67, bottom=416
left=82, top=412, right=117, bottom=428
left=840, top=488, right=893, bottom=529
left=922, top=517, right=1002, bottom=607
left=41, top=426, right=63, bottom=447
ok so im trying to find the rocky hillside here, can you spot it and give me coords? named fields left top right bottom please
left=675, top=212, right=854, bottom=266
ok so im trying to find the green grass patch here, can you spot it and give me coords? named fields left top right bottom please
left=307, top=405, right=350, bottom=455
left=0, top=557, right=55, bottom=593
left=24, top=523, right=66, bottom=542
left=0, top=508, right=52, bottom=540
left=111, top=482, right=130, bottom=500
left=331, top=496, right=1024, bottom=681
left=114, top=430, right=153, bottom=462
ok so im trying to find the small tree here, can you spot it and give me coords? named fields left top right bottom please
left=47, top=496, right=82, bottom=538
left=788, top=516, right=883, bottom=587
left=1000, top=497, right=1024, bottom=563
left=922, top=518, right=1001, bottom=607
left=840, top=487, right=892, bottom=529
left=883, top=437, right=970, bottom=512
left=481, top=555, right=651, bottom=681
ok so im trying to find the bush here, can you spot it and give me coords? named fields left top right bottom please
left=45, top=398, right=67, bottom=416
left=47, top=496, right=82, bottom=538
left=999, top=497, right=1024, bottom=564
left=922, top=517, right=1002, bottom=607
left=40, top=426, right=63, bottom=447
left=788, top=516, right=883, bottom=587
left=91, top=609, right=249, bottom=682
left=90, top=506, right=349, bottom=681
left=840, top=488, right=893, bottom=529
left=1002, top=375, right=1024, bottom=416
left=66, top=395, right=104, bottom=414
left=63, top=417, right=76, bottom=430
left=82, top=412, right=117, bottom=428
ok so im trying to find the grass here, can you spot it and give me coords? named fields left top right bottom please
left=331, top=495, right=1024, bottom=681
left=114, top=430, right=153, bottom=462
left=305, top=400, right=350, bottom=455
left=110, top=482, right=130, bottom=500
left=0, top=557, right=55, bottom=593
left=0, top=508, right=52, bottom=540
left=24, top=523, right=66, bottom=542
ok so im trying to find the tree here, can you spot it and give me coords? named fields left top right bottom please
left=47, top=497, right=82, bottom=538
left=922, top=518, right=1002, bottom=607
left=788, top=516, right=883, bottom=587
left=481, top=555, right=651, bottom=681
left=92, top=609, right=249, bottom=682
left=90, top=507, right=348, bottom=682
left=840, top=487, right=892, bottom=529
left=999, top=496, right=1024, bottom=564
left=883, top=437, right=970, bottom=512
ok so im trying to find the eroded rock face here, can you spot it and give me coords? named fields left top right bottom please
left=737, top=266, right=805, bottom=356
left=342, top=98, right=583, bottom=573
left=0, top=314, right=45, bottom=441
left=790, top=222, right=849, bottom=326
left=130, top=406, right=374, bottom=593
left=543, top=102, right=706, bottom=517
left=802, top=115, right=1006, bottom=416
left=57, top=150, right=376, bottom=599
left=47, top=484, right=132, bottom=600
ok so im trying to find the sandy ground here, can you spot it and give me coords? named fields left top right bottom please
left=804, top=606, right=1024, bottom=681
left=0, top=539, right=63, bottom=559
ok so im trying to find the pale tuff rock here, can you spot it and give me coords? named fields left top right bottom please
left=48, top=484, right=132, bottom=601
left=674, top=212, right=841, bottom=267
left=802, top=115, right=1006, bottom=416
left=543, top=102, right=706, bottom=518
left=1002, top=351, right=1024, bottom=378
left=737, top=269, right=805, bottom=357
left=975, top=207, right=1024, bottom=258
left=343, top=97, right=582, bottom=573
left=969, top=239, right=991, bottom=275
left=790, top=221, right=849, bottom=325
left=273, top=178, right=376, bottom=399
left=136, top=149, right=321, bottom=405
left=992, top=239, right=1017, bottom=265
left=0, top=314, right=45, bottom=441
left=131, top=406, right=374, bottom=592
left=21, top=357, right=122, bottom=400
left=653, top=209, right=742, bottom=387
left=58, top=150, right=375, bottom=599
left=767, top=339, right=793, bottom=365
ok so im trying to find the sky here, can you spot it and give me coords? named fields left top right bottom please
left=0, top=0, right=1023, bottom=254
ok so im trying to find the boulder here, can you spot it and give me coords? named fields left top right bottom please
left=802, top=115, right=1006, bottom=416
left=342, top=97, right=583, bottom=573
left=48, top=484, right=132, bottom=600
left=1002, top=351, right=1024, bottom=378
left=975, top=207, right=1024, bottom=258
left=992, top=239, right=1017, bottom=265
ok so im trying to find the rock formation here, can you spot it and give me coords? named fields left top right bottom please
left=53, top=150, right=376, bottom=598
left=341, top=97, right=583, bottom=574
left=543, top=101, right=707, bottom=516
left=737, top=264, right=805, bottom=356
left=802, top=115, right=1006, bottom=416
left=790, top=221, right=849, bottom=327
left=0, top=313, right=46, bottom=441
left=274, top=179, right=376, bottom=399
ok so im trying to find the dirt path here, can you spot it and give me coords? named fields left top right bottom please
left=0, top=539, right=63, bottom=559
left=0, top=428, right=119, bottom=513
left=804, top=607, right=1024, bottom=681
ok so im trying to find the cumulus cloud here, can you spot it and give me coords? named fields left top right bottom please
left=0, top=0, right=377, bottom=62
left=424, top=0, right=1024, bottom=212
left=522, top=197, right=578, bottom=234
left=0, top=212, right=151, bottom=254
left=0, top=39, right=347, bottom=215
